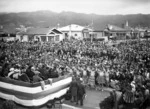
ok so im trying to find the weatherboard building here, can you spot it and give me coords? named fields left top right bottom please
left=58, top=24, right=92, bottom=40
left=16, top=27, right=64, bottom=42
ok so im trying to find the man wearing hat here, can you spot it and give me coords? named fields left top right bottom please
left=26, top=65, right=35, bottom=81
left=77, top=78, right=86, bottom=106
left=33, top=71, right=43, bottom=83
left=70, top=76, right=78, bottom=103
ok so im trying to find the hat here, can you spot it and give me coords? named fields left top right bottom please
left=80, top=78, right=83, bottom=82
left=34, top=71, right=40, bottom=75
left=31, top=67, right=35, bottom=71
left=38, top=63, right=43, bottom=67
left=10, top=68, right=15, bottom=72
left=14, top=69, right=20, bottom=73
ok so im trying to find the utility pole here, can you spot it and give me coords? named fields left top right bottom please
left=69, top=24, right=72, bottom=40
left=91, top=15, right=94, bottom=42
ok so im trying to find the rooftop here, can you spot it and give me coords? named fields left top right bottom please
left=59, top=24, right=86, bottom=32
left=18, top=27, right=62, bottom=35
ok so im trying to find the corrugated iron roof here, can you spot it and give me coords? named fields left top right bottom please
left=26, top=27, right=51, bottom=35
left=107, top=24, right=126, bottom=31
left=59, top=24, right=85, bottom=32
left=52, top=29, right=62, bottom=34
left=18, top=27, right=62, bottom=35
left=0, top=27, right=17, bottom=34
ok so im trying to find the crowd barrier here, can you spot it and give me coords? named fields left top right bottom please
left=0, top=74, right=72, bottom=107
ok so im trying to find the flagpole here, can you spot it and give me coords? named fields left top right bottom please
left=91, top=15, right=94, bottom=42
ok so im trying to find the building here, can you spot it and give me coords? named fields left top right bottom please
left=104, top=24, right=129, bottom=40
left=93, top=21, right=140, bottom=41
left=92, top=25, right=108, bottom=41
left=16, top=27, right=64, bottom=42
left=58, top=24, right=92, bottom=40
left=0, top=26, right=17, bottom=41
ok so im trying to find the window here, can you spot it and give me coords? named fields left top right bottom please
left=94, top=34, right=97, bottom=38
left=48, top=36, right=54, bottom=42
left=55, top=35, right=59, bottom=41
left=28, top=35, right=34, bottom=41
left=41, top=36, right=46, bottom=42
left=75, top=34, right=78, bottom=36
left=20, top=35, right=23, bottom=41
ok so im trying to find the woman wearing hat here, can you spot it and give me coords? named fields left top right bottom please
left=7, top=68, right=15, bottom=78
left=88, top=67, right=95, bottom=89
left=97, top=67, right=105, bottom=91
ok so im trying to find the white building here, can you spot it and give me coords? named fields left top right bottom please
left=16, top=27, right=64, bottom=42
left=58, top=24, right=92, bottom=40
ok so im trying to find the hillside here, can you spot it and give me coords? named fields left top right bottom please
left=0, top=10, right=150, bottom=30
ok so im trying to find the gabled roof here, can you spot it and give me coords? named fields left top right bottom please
left=52, top=29, right=62, bottom=34
left=18, top=27, right=62, bottom=35
left=26, top=28, right=51, bottom=35
left=124, top=26, right=133, bottom=31
left=107, top=24, right=126, bottom=31
left=0, top=27, right=17, bottom=34
left=59, top=24, right=85, bottom=32
left=93, top=24, right=107, bottom=32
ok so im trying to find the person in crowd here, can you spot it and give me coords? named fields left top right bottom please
left=7, top=67, right=15, bottom=78
left=0, top=66, right=2, bottom=76
left=94, top=68, right=99, bottom=89
left=134, top=87, right=144, bottom=107
left=105, top=68, right=110, bottom=87
left=70, top=76, right=78, bottom=103
left=18, top=66, right=30, bottom=82
left=97, top=67, right=105, bottom=91
left=7, top=68, right=21, bottom=80
left=88, top=67, right=95, bottom=89
left=25, top=65, right=35, bottom=81
left=37, top=63, right=49, bottom=80
left=32, top=70, right=43, bottom=83
left=77, top=78, right=86, bottom=106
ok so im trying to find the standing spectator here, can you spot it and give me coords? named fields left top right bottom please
left=70, top=76, right=78, bottom=103
left=97, top=68, right=105, bottom=91
left=77, top=78, right=86, bottom=106
left=88, top=67, right=95, bottom=89
left=105, top=68, right=110, bottom=87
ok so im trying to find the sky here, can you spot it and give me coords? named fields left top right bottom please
left=0, top=0, right=150, bottom=15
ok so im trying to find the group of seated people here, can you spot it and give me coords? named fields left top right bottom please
left=0, top=62, right=64, bottom=83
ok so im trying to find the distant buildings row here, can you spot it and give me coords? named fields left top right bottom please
left=0, top=21, right=149, bottom=42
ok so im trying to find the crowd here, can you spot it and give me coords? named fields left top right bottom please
left=1, top=38, right=150, bottom=107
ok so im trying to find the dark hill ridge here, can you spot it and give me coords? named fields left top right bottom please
left=0, top=10, right=150, bottom=30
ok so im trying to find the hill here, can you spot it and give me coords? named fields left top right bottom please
left=0, top=10, right=150, bottom=30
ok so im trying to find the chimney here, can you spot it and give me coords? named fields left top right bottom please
left=69, top=25, right=72, bottom=38
left=122, top=24, right=125, bottom=28
left=0, top=25, right=3, bottom=29
left=57, top=23, right=60, bottom=29
left=125, top=21, right=129, bottom=27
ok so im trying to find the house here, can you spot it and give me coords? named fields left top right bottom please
left=92, top=25, right=108, bottom=41
left=16, top=27, right=64, bottom=42
left=58, top=24, right=92, bottom=40
left=93, top=21, right=140, bottom=41
left=104, top=24, right=129, bottom=40
left=0, top=26, right=17, bottom=41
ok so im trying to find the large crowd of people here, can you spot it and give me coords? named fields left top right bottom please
left=1, top=38, right=150, bottom=108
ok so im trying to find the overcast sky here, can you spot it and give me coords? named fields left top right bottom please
left=0, top=0, right=149, bottom=15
